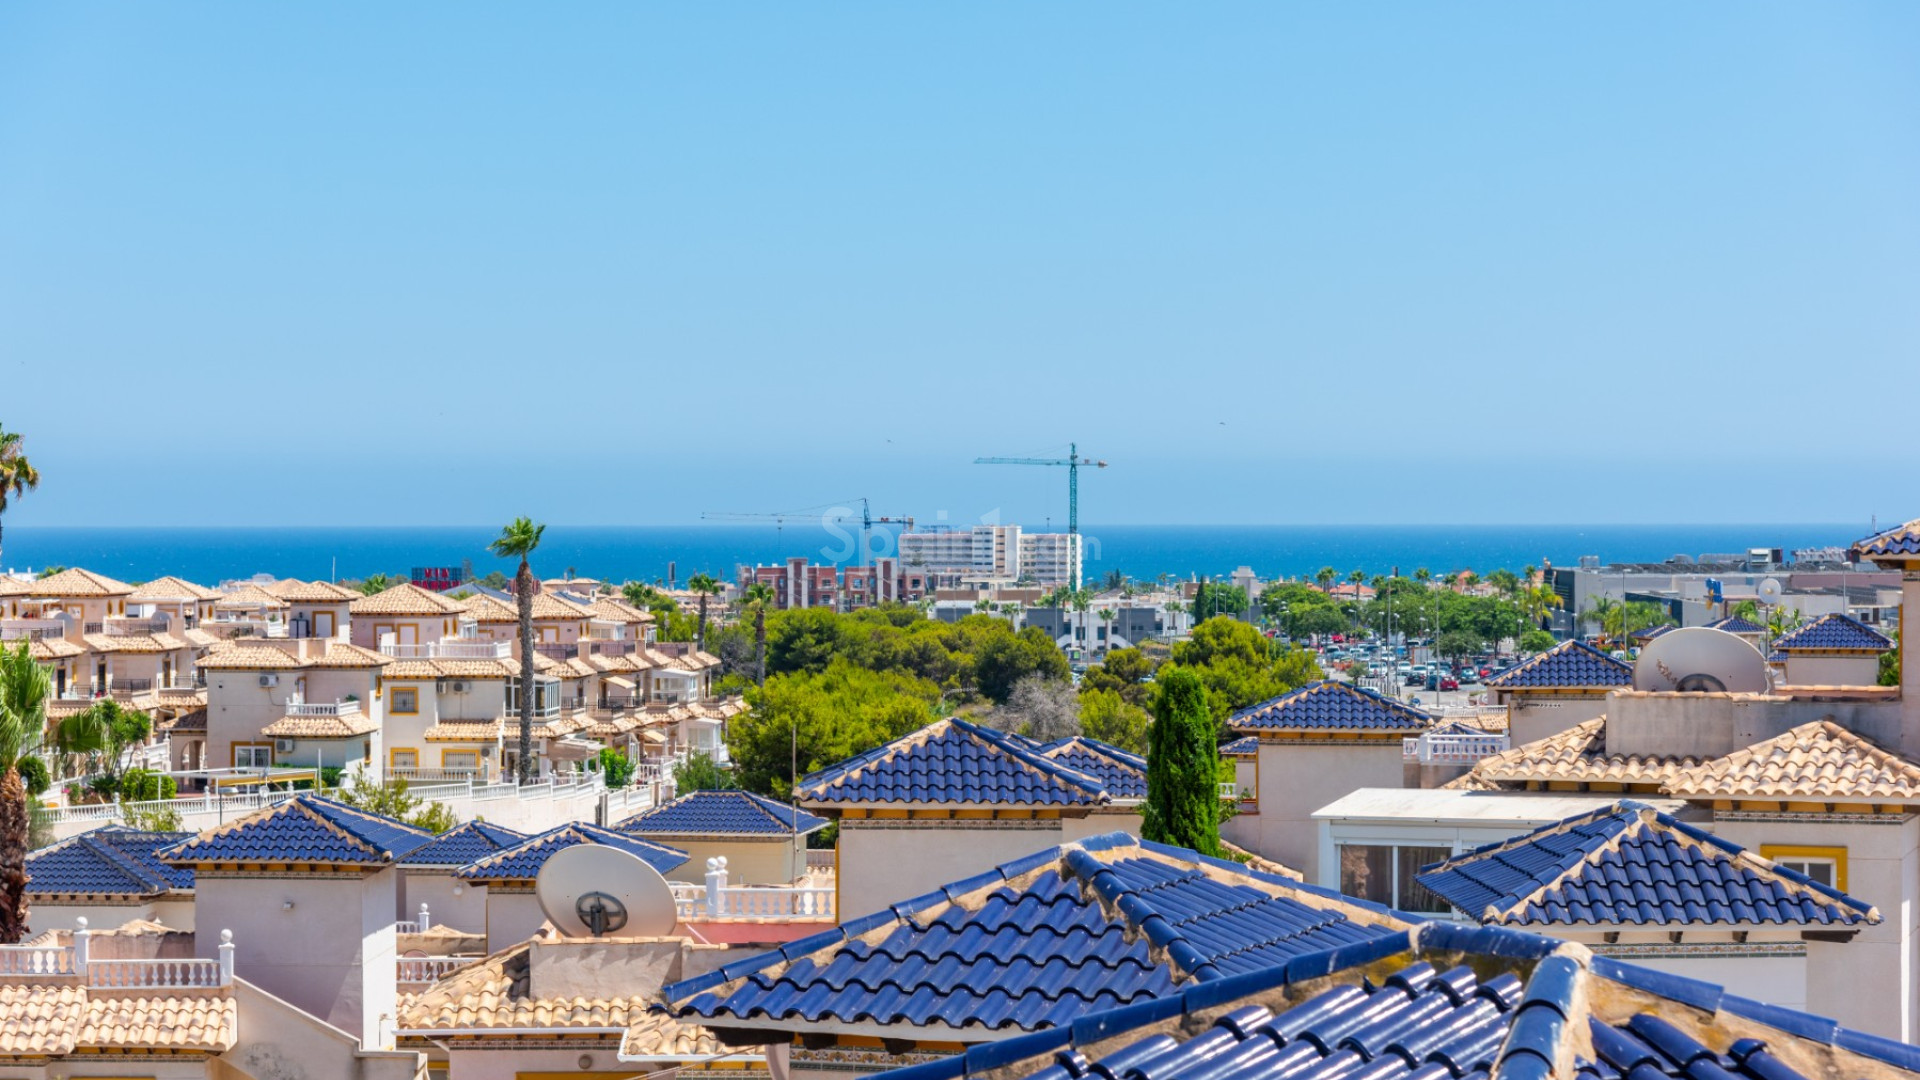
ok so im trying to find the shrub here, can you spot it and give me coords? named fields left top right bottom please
left=596, top=749, right=636, bottom=788
left=15, top=758, right=49, bottom=798
left=120, top=768, right=177, bottom=803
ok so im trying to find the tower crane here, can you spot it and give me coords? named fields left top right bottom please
left=700, top=497, right=915, bottom=567
left=973, top=443, right=1108, bottom=590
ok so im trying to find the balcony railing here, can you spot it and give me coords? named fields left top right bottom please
left=535, top=643, right=579, bottom=661
left=115, top=678, right=154, bottom=694
left=85, top=618, right=171, bottom=637
left=286, top=700, right=361, bottom=718
left=380, top=639, right=511, bottom=660
left=1402, top=732, right=1511, bottom=765
left=0, top=618, right=68, bottom=641
left=397, top=957, right=468, bottom=984
left=585, top=638, right=634, bottom=656
left=0, top=923, right=233, bottom=988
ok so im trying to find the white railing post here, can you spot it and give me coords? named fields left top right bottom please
left=705, top=857, right=728, bottom=917
left=73, top=917, right=89, bottom=978
left=218, top=929, right=234, bottom=985
left=417, top=902, right=430, bottom=932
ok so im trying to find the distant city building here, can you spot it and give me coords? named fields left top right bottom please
left=896, top=525, right=1082, bottom=588
left=736, top=556, right=928, bottom=611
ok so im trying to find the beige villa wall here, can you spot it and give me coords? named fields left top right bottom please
left=834, top=820, right=1069, bottom=920
left=1059, top=808, right=1143, bottom=845
left=205, top=665, right=381, bottom=770
left=1781, top=654, right=1880, bottom=688
left=485, top=891, right=550, bottom=954
left=1606, top=692, right=1904, bottom=761
left=1250, top=742, right=1410, bottom=880
left=225, top=978, right=424, bottom=1080
left=648, top=837, right=807, bottom=886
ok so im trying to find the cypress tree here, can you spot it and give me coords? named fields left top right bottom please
left=1142, top=667, right=1221, bottom=856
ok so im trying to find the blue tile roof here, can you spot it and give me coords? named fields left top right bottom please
left=1773, top=613, right=1893, bottom=653
left=618, top=790, right=830, bottom=837
left=1037, top=738, right=1147, bottom=800
left=1854, top=519, right=1920, bottom=560
left=879, top=922, right=1920, bottom=1080
left=1632, top=624, right=1676, bottom=642
left=455, top=822, right=688, bottom=882
left=1707, top=616, right=1765, bottom=635
left=395, top=820, right=528, bottom=867
left=1229, top=681, right=1433, bottom=733
left=660, top=832, right=1403, bottom=1035
left=160, top=795, right=434, bottom=867
left=1414, top=801, right=1879, bottom=927
left=1219, top=735, right=1260, bottom=756
left=1486, top=640, right=1633, bottom=690
left=27, top=826, right=196, bottom=898
left=797, top=718, right=1112, bottom=807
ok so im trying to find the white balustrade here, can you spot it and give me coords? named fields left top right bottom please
left=0, top=921, right=234, bottom=988
left=397, top=957, right=468, bottom=983
left=87, top=957, right=225, bottom=988
left=0, top=946, right=75, bottom=976
left=691, top=858, right=834, bottom=919
left=396, top=903, right=433, bottom=935
left=1402, top=732, right=1511, bottom=765
left=285, top=699, right=361, bottom=717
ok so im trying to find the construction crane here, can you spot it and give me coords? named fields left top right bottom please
left=973, top=443, right=1108, bottom=590
left=700, top=497, right=915, bottom=567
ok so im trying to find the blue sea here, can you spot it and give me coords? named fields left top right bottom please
left=0, top=523, right=1872, bottom=587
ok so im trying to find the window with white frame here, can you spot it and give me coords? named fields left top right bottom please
left=235, top=745, right=272, bottom=769
left=1337, top=844, right=1453, bottom=914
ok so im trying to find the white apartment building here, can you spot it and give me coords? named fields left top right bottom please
left=897, top=525, right=1082, bottom=588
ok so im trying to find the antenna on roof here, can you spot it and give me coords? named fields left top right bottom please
left=534, top=844, right=677, bottom=938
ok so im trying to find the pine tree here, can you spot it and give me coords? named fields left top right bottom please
left=1141, top=667, right=1221, bottom=856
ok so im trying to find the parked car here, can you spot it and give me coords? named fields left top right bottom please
left=1439, top=675, right=1460, bottom=691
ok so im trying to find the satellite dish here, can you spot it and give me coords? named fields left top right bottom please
left=1758, top=578, right=1783, bottom=604
left=534, top=844, right=678, bottom=938
left=1633, top=628, right=1769, bottom=694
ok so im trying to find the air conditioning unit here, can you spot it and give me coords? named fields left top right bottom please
left=259, top=674, right=279, bottom=688
left=450, top=680, right=470, bottom=693
left=274, top=739, right=295, bottom=754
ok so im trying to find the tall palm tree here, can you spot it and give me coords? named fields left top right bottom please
left=489, top=517, right=545, bottom=784
left=1413, top=567, right=1431, bottom=583
left=1316, top=566, right=1337, bottom=591
left=0, top=426, right=39, bottom=568
left=0, top=641, right=50, bottom=941
left=687, top=574, right=721, bottom=652
left=742, top=582, right=775, bottom=684
left=1581, top=596, right=1618, bottom=639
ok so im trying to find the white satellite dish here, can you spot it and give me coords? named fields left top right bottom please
left=1758, top=578, right=1783, bottom=604
left=534, top=844, right=678, bottom=938
left=1632, top=627, right=1769, bottom=694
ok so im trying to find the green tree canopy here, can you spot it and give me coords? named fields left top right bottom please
left=728, top=660, right=938, bottom=798
left=1140, top=668, right=1220, bottom=856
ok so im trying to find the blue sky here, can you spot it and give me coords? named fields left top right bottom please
left=2, top=4, right=1915, bottom=528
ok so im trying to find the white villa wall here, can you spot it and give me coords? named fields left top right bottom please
left=194, top=869, right=399, bottom=1049
left=445, top=1043, right=628, bottom=1080
left=1507, top=696, right=1608, bottom=746
left=1058, top=809, right=1144, bottom=845
left=1781, top=654, right=1880, bottom=688
left=1710, top=813, right=1920, bottom=1041
left=834, top=820, right=1070, bottom=920
left=225, top=977, right=424, bottom=1080
left=485, top=891, right=550, bottom=953
left=1250, top=743, right=1409, bottom=880
left=400, top=872, right=489, bottom=935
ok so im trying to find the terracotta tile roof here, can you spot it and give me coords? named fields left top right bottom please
left=157, top=707, right=206, bottom=733
left=78, top=993, right=237, bottom=1051
left=1466, top=719, right=1702, bottom=788
left=1662, top=720, right=1920, bottom=803
left=586, top=652, right=645, bottom=674
left=26, top=638, right=84, bottom=661
left=264, top=578, right=359, bottom=603
left=0, top=984, right=87, bottom=1054
left=588, top=598, right=652, bottom=624
left=181, top=628, right=221, bottom=648
left=213, top=584, right=289, bottom=611
left=20, top=568, right=134, bottom=598
left=381, top=658, right=513, bottom=680
left=424, top=719, right=504, bottom=742
left=81, top=633, right=188, bottom=654
left=465, top=591, right=592, bottom=622
left=0, top=577, right=34, bottom=598
left=501, top=654, right=567, bottom=677
left=262, top=709, right=380, bottom=738
left=128, top=576, right=220, bottom=602
left=397, top=940, right=725, bottom=1055
left=192, top=642, right=311, bottom=670
left=301, top=643, right=392, bottom=669
left=349, top=583, right=468, bottom=616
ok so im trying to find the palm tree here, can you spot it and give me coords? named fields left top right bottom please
left=489, top=517, right=545, bottom=784
left=1519, top=584, right=1563, bottom=628
left=1316, top=566, right=1337, bottom=591
left=741, top=582, right=775, bottom=684
left=0, top=641, right=50, bottom=941
left=357, top=573, right=391, bottom=596
left=687, top=574, right=721, bottom=652
left=1414, top=567, right=1431, bottom=583
left=0, top=426, right=39, bottom=567
left=1097, top=607, right=1118, bottom=652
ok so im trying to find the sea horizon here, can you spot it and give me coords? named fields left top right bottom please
left=0, top=522, right=1875, bottom=589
